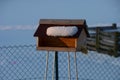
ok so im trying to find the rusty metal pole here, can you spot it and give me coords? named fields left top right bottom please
left=55, top=51, right=59, bottom=80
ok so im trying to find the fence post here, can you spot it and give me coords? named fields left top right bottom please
left=114, top=32, right=119, bottom=57
left=96, top=27, right=100, bottom=52
left=112, top=23, right=117, bottom=29
left=55, top=51, right=59, bottom=80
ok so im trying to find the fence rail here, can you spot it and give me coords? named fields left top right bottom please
left=0, top=44, right=120, bottom=80
left=87, top=24, right=120, bottom=57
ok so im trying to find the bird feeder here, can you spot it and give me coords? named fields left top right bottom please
left=34, top=19, right=89, bottom=51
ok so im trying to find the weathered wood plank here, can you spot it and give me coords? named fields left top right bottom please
left=99, top=45, right=114, bottom=51
left=101, top=39, right=115, bottom=44
left=99, top=35, right=115, bottom=41
left=90, top=35, right=96, bottom=38
left=38, top=37, right=76, bottom=48
left=100, top=38, right=115, bottom=44
left=87, top=38, right=96, bottom=41
left=37, top=47, right=77, bottom=52
left=87, top=46, right=96, bottom=51
left=99, top=31, right=115, bottom=37
left=88, top=24, right=117, bottom=31
left=89, top=32, right=96, bottom=35
left=97, top=49, right=114, bottom=56
left=87, top=41, right=96, bottom=46
left=40, top=19, right=85, bottom=25
left=99, top=40, right=115, bottom=47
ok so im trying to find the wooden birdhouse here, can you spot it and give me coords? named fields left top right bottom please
left=34, top=19, right=89, bottom=51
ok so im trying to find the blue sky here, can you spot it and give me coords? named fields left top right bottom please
left=0, top=0, right=120, bottom=45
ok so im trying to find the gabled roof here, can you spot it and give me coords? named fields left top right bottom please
left=39, top=19, right=85, bottom=25
left=34, top=19, right=90, bottom=37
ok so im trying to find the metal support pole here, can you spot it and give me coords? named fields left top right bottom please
left=55, top=51, right=59, bottom=80
left=44, top=51, right=49, bottom=80
left=68, top=52, right=71, bottom=80
left=52, top=52, right=56, bottom=80
left=74, top=52, right=78, bottom=80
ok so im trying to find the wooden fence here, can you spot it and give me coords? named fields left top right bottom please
left=87, top=24, right=120, bottom=57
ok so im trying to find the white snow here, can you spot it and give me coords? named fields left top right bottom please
left=46, top=26, right=78, bottom=37
left=1, top=47, right=120, bottom=80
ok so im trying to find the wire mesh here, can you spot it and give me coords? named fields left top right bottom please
left=0, top=44, right=120, bottom=80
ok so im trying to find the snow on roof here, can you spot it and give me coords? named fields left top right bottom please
left=46, top=26, right=78, bottom=37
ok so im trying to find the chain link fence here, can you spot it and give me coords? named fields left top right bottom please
left=0, top=44, right=120, bottom=80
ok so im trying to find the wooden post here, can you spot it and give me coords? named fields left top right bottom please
left=114, top=32, right=119, bottom=57
left=96, top=27, right=100, bottom=52
left=112, top=23, right=117, bottom=29
left=114, top=32, right=117, bottom=57
left=55, top=51, right=59, bottom=80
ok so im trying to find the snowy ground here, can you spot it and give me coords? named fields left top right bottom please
left=0, top=45, right=120, bottom=80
